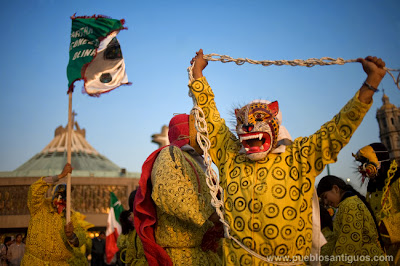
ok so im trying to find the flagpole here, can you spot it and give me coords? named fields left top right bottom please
left=66, top=91, right=73, bottom=223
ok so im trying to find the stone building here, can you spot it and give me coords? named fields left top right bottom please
left=376, top=92, right=400, bottom=163
left=0, top=121, right=140, bottom=236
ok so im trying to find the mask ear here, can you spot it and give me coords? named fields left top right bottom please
left=268, top=101, right=279, bottom=117
left=234, top=109, right=240, bottom=116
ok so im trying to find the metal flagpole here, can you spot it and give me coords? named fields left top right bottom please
left=66, top=91, right=73, bottom=223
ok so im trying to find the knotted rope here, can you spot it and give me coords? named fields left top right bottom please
left=188, top=54, right=400, bottom=89
left=187, top=54, right=399, bottom=263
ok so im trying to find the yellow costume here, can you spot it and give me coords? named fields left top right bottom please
left=117, top=230, right=147, bottom=266
left=21, top=177, right=86, bottom=266
left=321, top=195, right=388, bottom=266
left=367, top=177, right=400, bottom=265
left=151, top=145, right=221, bottom=265
left=189, top=77, right=372, bottom=265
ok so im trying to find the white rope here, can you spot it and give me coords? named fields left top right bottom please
left=193, top=53, right=400, bottom=89
left=187, top=53, right=399, bottom=264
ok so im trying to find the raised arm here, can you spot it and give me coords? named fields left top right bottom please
left=357, top=56, right=386, bottom=103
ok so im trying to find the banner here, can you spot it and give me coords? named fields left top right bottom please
left=67, top=15, right=129, bottom=96
left=105, top=192, right=124, bottom=264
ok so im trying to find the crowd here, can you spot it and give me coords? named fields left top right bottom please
left=2, top=51, right=399, bottom=265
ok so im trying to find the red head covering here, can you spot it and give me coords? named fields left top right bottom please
left=133, top=114, right=190, bottom=266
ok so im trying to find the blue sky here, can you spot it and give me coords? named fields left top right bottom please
left=0, top=0, right=399, bottom=192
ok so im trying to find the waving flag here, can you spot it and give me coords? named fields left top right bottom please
left=105, top=192, right=124, bottom=264
left=67, top=15, right=129, bottom=96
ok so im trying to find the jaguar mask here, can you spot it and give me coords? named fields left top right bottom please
left=235, top=100, right=280, bottom=161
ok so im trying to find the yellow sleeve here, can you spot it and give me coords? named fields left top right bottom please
left=70, top=212, right=88, bottom=249
left=188, top=77, right=241, bottom=170
left=151, top=146, right=214, bottom=227
left=27, top=177, right=51, bottom=216
left=381, top=178, right=400, bottom=244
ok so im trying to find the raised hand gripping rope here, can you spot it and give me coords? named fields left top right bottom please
left=187, top=54, right=400, bottom=264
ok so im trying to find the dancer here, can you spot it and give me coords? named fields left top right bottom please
left=134, top=114, right=222, bottom=265
left=189, top=49, right=386, bottom=264
left=353, top=143, right=400, bottom=265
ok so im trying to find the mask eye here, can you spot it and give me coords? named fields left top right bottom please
left=254, top=112, right=269, bottom=122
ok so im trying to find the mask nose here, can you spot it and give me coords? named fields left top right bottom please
left=242, top=124, right=254, bottom=133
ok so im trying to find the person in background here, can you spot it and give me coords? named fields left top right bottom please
left=7, top=234, right=25, bottom=266
left=21, top=163, right=87, bottom=265
left=117, top=190, right=147, bottom=266
left=91, top=231, right=106, bottom=266
left=353, top=142, right=400, bottom=265
left=317, top=175, right=388, bottom=265
left=0, top=236, right=12, bottom=266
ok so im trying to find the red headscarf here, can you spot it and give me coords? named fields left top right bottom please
left=133, top=114, right=190, bottom=266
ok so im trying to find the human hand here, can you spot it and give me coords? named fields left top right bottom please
left=191, top=49, right=208, bottom=79
left=58, top=163, right=73, bottom=180
left=64, top=221, right=75, bottom=239
left=357, top=56, right=386, bottom=88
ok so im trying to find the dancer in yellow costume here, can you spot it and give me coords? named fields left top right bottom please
left=189, top=49, right=386, bottom=265
left=22, top=163, right=87, bottom=266
left=317, top=175, right=388, bottom=265
left=134, top=114, right=222, bottom=265
left=353, top=143, right=400, bottom=265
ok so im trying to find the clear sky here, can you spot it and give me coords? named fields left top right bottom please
left=0, top=0, right=399, bottom=193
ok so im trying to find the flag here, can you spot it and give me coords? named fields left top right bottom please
left=105, top=192, right=124, bottom=264
left=67, top=14, right=129, bottom=96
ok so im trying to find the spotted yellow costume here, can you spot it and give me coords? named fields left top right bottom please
left=321, top=195, right=388, bottom=266
left=151, top=145, right=221, bottom=265
left=367, top=176, right=400, bottom=265
left=189, top=77, right=372, bottom=265
left=117, top=230, right=147, bottom=266
left=21, top=177, right=86, bottom=266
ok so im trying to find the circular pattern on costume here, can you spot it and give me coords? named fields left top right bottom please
left=233, top=216, right=245, bottom=232
left=240, top=177, right=252, bottom=189
left=345, top=213, right=354, bottom=223
left=249, top=198, right=263, bottom=214
left=355, top=210, right=363, bottom=221
left=263, top=224, right=279, bottom=239
left=244, top=165, right=253, bottom=177
left=282, top=206, right=297, bottom=221
left=289, top=166, right=299, bottom=181
left=226, top=251, right=237, bottom=264
left=293, top=151, right=301, bottom=164
left=289, top=186, right=301, bottom=201
left=339, top=125, right=352, bottom=139
left=314, top=157, right=323, bottom=172
left=225, top=197, right=233, bottom=212
left=300, top=198, right=308, bottom=213
left=274, top=244, right=289, bottom=257
left=256, top=167, right=268, bottom=181
left=272, top=167, right=285, bottom=180
left=346, top=244, right=356, bottom=253
left=305, top=228, right=313, bottom=242
left=272, top=184, right=286, bottom=199
left=326, top=121, right=335, bottom=133
left=248, top=217, right=262, bottom=232
left=347, top=107, right=361, bottom=121
left=285, top=155, right=293, bottom=167
left=298, top=217, right=305, bottom=231
left=295, top=235, right=305, bottom=250
left=342, top=224, right=351, bottom=234
left=227, top=182, right=239, bottom=195
left=234, top=197, right=246, bottom=212
left=354, top=220, right=363, bottom=230
left=263, top=203, right=279, bottom=218
left=301, top=178, right=312, bottom=193
left=301, top=161, right=311, bottom=175
left=260, top=243, right=273, bottom=257
left=254, top=182, right=267, bottom=195
left=274, top=155, right=282, bottom=164
left=239, top=254, right=253, bottom=266
left=281, top=225, right=296, bottom=240
left=242, top=237, right=256, bottom=250
left=229, top=166, right=241, bottom=179
left=351, top=232, right=361, bottom=242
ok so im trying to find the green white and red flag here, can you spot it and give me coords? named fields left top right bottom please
left=67, top=14, right=129, bottom=96
left=105, top=192, right=124, bottom=264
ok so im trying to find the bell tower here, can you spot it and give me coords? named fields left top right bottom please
left=376, top=91, right=400, bottom=163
